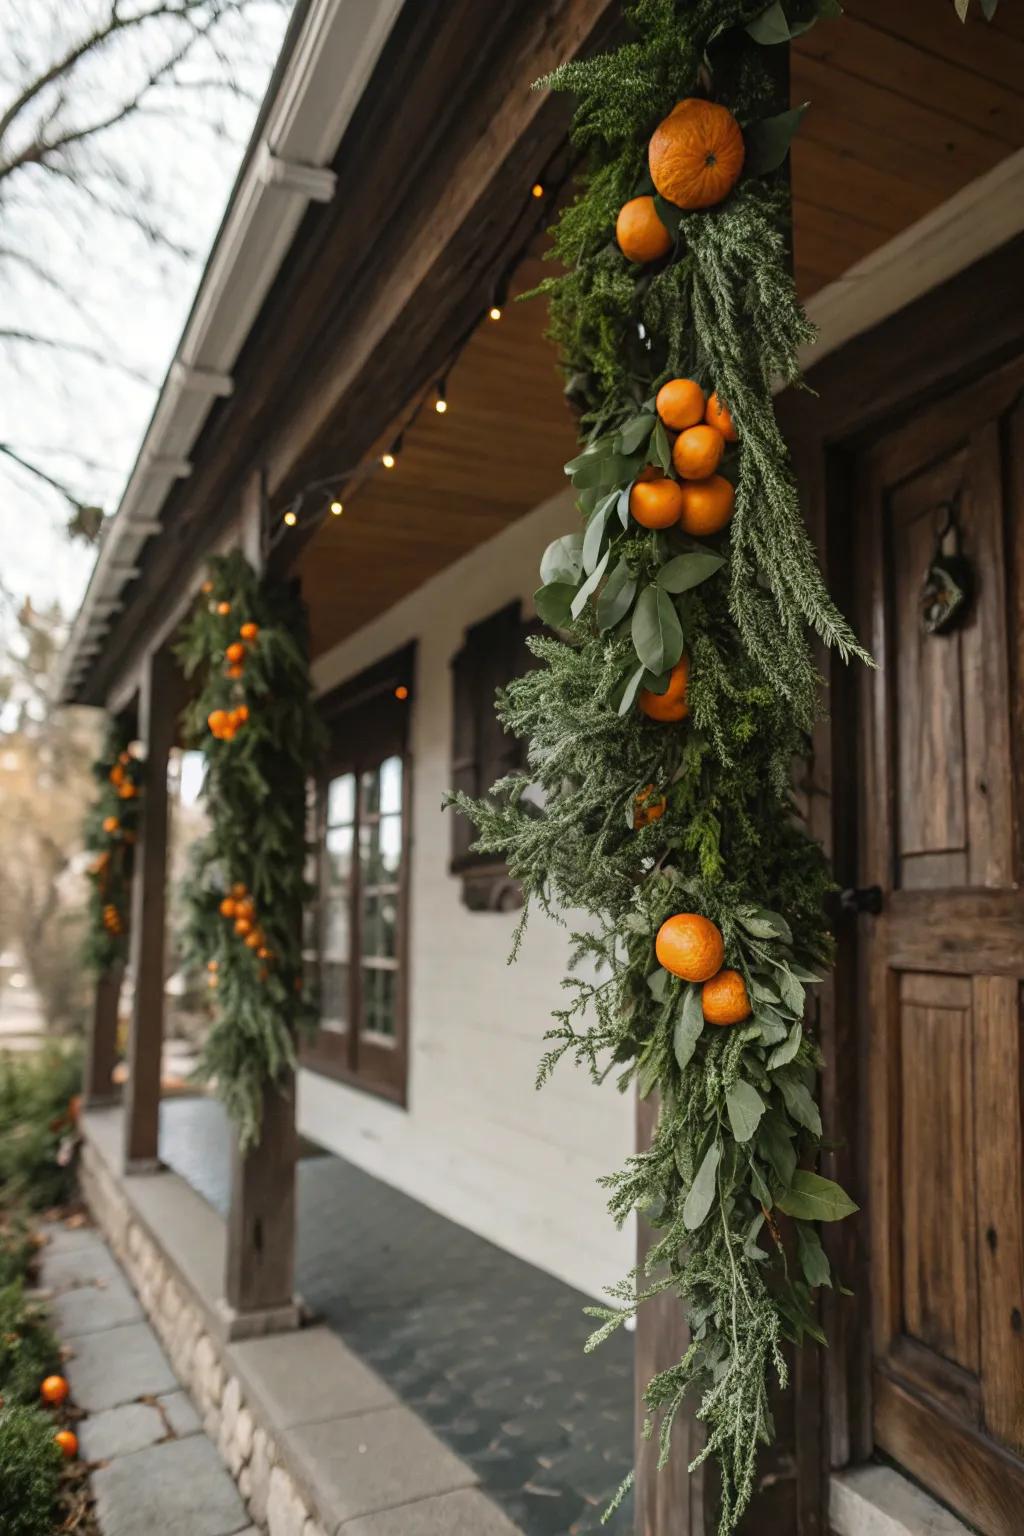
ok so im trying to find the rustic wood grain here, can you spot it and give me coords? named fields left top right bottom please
left=84, top=965, right=123, bottom=1108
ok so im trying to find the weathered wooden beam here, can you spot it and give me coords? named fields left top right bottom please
left=83, top=965, right=123, bottom=1108
left=122, top=646, right=181, bottom=1172
left=220, top=1076, right=300, bottom=1339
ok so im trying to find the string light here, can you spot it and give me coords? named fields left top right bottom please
left=394, top=685, right=409, bottom=701
left=382, top=434, right=402, bottom=469
left=434, top=379, right=447, bottom=414
left=488, top=305, right=502, bottom=321
left=283, top=509, right=297, bottom=526
left=531, top=182, right=544, bottom=198
left=330, top=499, right=343, bottom=515
left=381, top=451, right=395, bottom=469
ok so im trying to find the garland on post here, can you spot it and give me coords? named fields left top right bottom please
left=452, top=2, right=867, bottom=1527
left=176, top=552, right=321, bottom=1148
left=83, top=722, right=143, bottom=974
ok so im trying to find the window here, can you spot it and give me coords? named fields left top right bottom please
left=303, top=645, right=413, bottom=1102
left=450, top=603, right=539, bottom=911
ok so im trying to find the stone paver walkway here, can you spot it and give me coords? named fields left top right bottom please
left=39, top=1221, right=255, bottom=1536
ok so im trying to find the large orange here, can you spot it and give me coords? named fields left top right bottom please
left=656, top=378, right=705, bottom=431
left=639, top=655, right=689, bottom=721
left=705, top=391, right=738, bottom=442
left=54, top=1430, right=78, bottom=1459
left=673, top=424, right=724, bottom=480
left=678, top=475, right=735, bottom=536
left=656, top=913, right=725, bottom=982
left=40, top=1374, right=69, bottom=1405
left=649, top=99, right=745, bottom=210
left=630, top=476, right=684, bottom=529
left=616, top=196, right=672, bottom=263
left=702, top=968, right=752, bottom=1025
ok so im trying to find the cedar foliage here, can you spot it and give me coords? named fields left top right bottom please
left=0, top=1405, right=63, bottom=1536
left=82, top=718, right=143, bottom=975
left=451, top=2, right=862, bottom=1528
left=176, top=552, right=322, bottom=1147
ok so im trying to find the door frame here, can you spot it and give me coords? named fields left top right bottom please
left=775, top=231, right=1024, bottom=1516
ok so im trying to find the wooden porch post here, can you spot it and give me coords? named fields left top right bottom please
left=83, top=965, right=123, bottom=1108
left=219, top=477, right=301, bottom=1339
left=123, top=646, right=179, bottom=1172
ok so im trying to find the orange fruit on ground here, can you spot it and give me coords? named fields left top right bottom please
left=702, top=968, right=752, bottom=1025
left=208, top=710, right=228, bottom=737
left=656, top=378, right=705, bottom=431
left=639, top=655, right=689, bottom=722
left=656, top=913, right=725, bottom=982
left=217, top=601, right=231, bottom=616
left=633, top=785, right=667, bottom=829
left=615, top=196, right=672, bottom=263
left=673, top=424, right=724, bottom=480
left=54, top=1430, right=78, bottom=1458
left=705, top=391, right=738, bottom=442
left=678, top=475, right=735, bottom=536
left=649, top=98, right=745, bottom=210
left=40, top=1374, right=69, bottom=1405
left=219, top=897, right=236, bottom=919
left=225, top=641, right=246, bottom=665
left=630, top=475, right=685, bottom=529
left=102, top=816, right=119, bottom=835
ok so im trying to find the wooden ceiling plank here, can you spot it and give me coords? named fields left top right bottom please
left=840, top=0, right=1024, bottom=93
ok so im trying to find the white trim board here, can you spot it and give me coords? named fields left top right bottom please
left=831, top=1466, right=974, bottom=1536
left=803, top=147, right=1024, bottom=373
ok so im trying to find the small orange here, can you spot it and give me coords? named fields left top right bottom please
left=102, top=816, right=119, bottom=835
left=630, top=476, right=684, bottom=530
left=245, top=931, right=262, bottom=950
left=633, top=785, right=667, bottom=829
left=702, top=968, right=752, bottom=1025
left=234, top=917, right=253, bottom=938
left=705, top=391, right=738, bottom=442
left=649, top=99, right=745, bottom=210
left=639, top=655, right=689, bottom=722
left=235, top=898, right=255, bottom=922
left=678, top=475, right=735, bottom=536
left=118, top=782, right=137, bottom=800
left=201, top=580, right=214, bottom=595
left=257, top=946, right=271, bottom=960
left=219, top=897, right=236, bottom=919
left=207, top=959, right=218, bottom=972
left=225, top=641, right=246, bottom=665
left=231, top=883, right=247, bottom=899
left=239, top=622, right=259, bottom=642
left=656, top=378, right=705, bottom=432
left=208, top=710, right=229, bottom=737
left=226, top=665, right=244, bottom=680
left=656, top=913, right=725, bottom=982
left=109, top=764, right=125, bottom=787
left=217, top=601, right=231, bottom=616
left=235, top=705, right=250, bottom=723
left=672, top=424, right=724, bottom=480
left=54, top=1429, right=78, bottom=1459
left=40, top=1374, right=69, bottom=1405
left=615, top=196, right=672, bottom=264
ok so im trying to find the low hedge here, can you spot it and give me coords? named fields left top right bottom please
left=0, top=1405, right=63, bottom=1536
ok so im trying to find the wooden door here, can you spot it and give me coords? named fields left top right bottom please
left=854, top=359, right=1024, bottom=1535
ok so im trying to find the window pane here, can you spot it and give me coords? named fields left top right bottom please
left=326, top=826, right=353, bottom=889
left=362, top=966, right=396, bottom=1039
left=322, top=894, right=350, bottom=957
left=378, top=815, right=402, bottom=878
left=379, top=755, right=402, bottom=815
left=361, top=894, right=398, bottom=960
left=360, top=766, right=379, bottom=817
left=321, top=961, right=348, bottom=1031
left=327, top=773, right=356, bottom=826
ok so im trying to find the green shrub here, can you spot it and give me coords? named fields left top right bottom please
left=0, top=1045, right=81, bottom=1211
left=0, top=1283, right=58, bottom=1406
left=0, top=1219, right=34, bottom=1289
left=0, top=1405, right=62, bottom=1536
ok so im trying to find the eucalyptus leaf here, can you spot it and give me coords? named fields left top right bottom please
left=651, top=195, right=682, bottom=238
left=540, top=533, right=583, bottom=586
left=572, top=452, right=632, bottom=491
left=744, top=104, right=808, bottom=176
left=617, top=484, right=633, bottom=530
left=652, top=419, right=673, bottom=475
left=632, top=584, right=683, bottom=674
left=777, top=1073, right=822, bottom=1136
left=533, top=583, right=577, bottom=629
left=749, top=1158, right=773, bottom=1209
left=757, top=1110, right=797, bottom=1190
left=656, top=551, right=725, bottom=594
left=777, top=1170, right=858, bottom=1223
left=795, top=1221, right=832, bottom=1288
left=768, top=1021, right=802, bottom=1070
left=583, top=496, right=615, bottom=575
left=570, top=550, right=610, bottom=620
left=683, top=1141, right=721, bottom=1232
left=755, top=1017, right=789, bottom=1047
left=564, top=439, right=615, bottom=475
left=673, top=985, right=704, bottom=1072
left=737, top=907, right=792, bottom=943
left=747, top=0, right=827, bottom=42
left=617, top=663, right=646, bottom=717
left=618, top=413, right=656, bottom=456
left=726, top=1080, right=765, bottom=1143
left=647, top=967, right=671, bottom=1002
left=597, top=561, right=638, bottom=631
left=778, top=968, right=806, bottom=1018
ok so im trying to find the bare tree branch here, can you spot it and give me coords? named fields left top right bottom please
left=0, top=329, right=155, bottom=385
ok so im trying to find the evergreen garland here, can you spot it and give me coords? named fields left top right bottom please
left=452, top=2, right=863, bottom=1527
left=83, top=720, right=143, bottom=974
left=176, top=552, right=322, bottom=1148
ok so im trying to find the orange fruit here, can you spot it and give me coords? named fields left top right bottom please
left=231, top=883, right=247, bottom=899
left=656, top=913, right=725, bottom=982
left=102, top=816, right=119, bottom=834
left=673, top=424, right=724, bottom=480
left=656, top=378, right=705, bottom=431
left=234, top=917, right=253, bottom=937
left=235, top=704, right=249, bottom=724
left=245, top=931, right=262, bottom=950
left=678, top=475, right=735, bottom=536
left=639, top=655, right=689, bottom=722
left=217, top=601, right=231, bottom=616
left=54, top=1429, right=78, bottom=1458
left=235, top=898, right=254, bottom=921
left=226, top=665, right=244, bottom=680
left=633, top=785, right=667, bottom=828
left=702, top=968, right=752, bottom=1025
left=225, top=641, right=245, bottom=665
left=41, top=1374, right=69, bottom=1405
left=109, top=764, right=125, bottom=787
left=630, top=476, right=684, bottom=530
left=201, top=580, right=214, bottom=595
left=207, top=959, right=218, bottom=972
left=615, top=196, right=672, bottom=263
left=649, top=98, right=745, bottom=210
left=705, top=391, right=738, bottom=442
left=208, top=710, right=228, bottom=737
left=219, top=897, right=236, bottom=919
left=119, top=782, right=137, bottom=799
left=239, top=622, right=259, bottom=642
left=257, top=946, right=271, bottom=960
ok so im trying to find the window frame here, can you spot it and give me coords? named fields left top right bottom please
left=301, top=644, right=415, bottom=1105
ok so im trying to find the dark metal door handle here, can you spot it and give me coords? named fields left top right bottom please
left=839, top=885, right=883, bottom=916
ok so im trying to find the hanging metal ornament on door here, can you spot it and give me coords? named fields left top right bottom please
left=920, top=491, right=973, bottom=635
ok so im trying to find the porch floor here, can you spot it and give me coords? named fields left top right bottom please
left=158, top=1096, right=635, bottom=1536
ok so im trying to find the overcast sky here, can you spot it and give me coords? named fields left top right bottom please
left=0, top=1, right=291, bottom=626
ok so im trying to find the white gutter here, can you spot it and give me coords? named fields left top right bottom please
left=57, top=0, right=405, bottom=704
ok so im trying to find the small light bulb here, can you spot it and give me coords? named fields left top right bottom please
left=531, top=182, right=544, bottom=199
left=394, top=685, right=409, bottom=701
left=330, top=500, right=343, bottom=515
left=488, top=305, right=502, bottom=321
left=435, top=397, right=447, bottom=414
left=283, top=509, right=297, bottom=526
left=382, top=452, right=395, bottom=470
